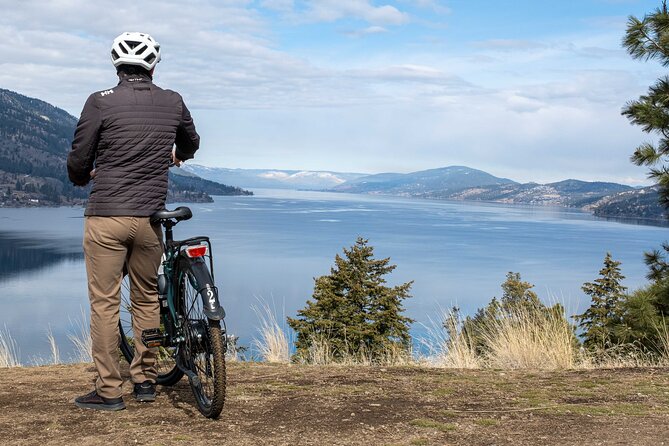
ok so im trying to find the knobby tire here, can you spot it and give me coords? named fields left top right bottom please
left=177, top=258, right=226, bottom=419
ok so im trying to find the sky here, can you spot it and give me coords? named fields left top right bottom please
left=0, top=0, right=667, bottom=184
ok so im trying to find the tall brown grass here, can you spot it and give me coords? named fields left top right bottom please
left=252, top=302, right=290, bottom=363
left=480, top=305, right=576, bottom=369
left=655, top=318, right=669, bottom=366
left=68, top=307, right=92, bottom=363
left=0, top=325, right=21, bottom=368
left=419, top=309, right=480, bottom=369
left=295, top=332, right=413, bottom=366
left=46, top=325, right=60, bottom=365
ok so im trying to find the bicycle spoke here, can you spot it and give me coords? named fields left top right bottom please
left=178, top=267, right=225, bottom=416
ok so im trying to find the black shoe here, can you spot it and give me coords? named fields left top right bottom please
left=133, top=381, right=156, bottom=402
left=74, top=390, right=125, bottom=411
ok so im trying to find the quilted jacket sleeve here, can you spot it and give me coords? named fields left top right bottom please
left=174, top=99, right=200, bottom=162
left=67, top=93, right=101, bottom=186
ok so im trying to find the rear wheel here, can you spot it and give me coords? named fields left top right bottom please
left=176, top=260, right=226, bottom=419
left=118, top=275, right=183, bottom=386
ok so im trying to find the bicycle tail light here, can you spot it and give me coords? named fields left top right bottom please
left=185, top=245, right=208, bottom=258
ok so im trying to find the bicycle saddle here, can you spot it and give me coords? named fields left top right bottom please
left=150, top=206, right=193, bottom=224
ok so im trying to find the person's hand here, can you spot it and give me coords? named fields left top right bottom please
left=90, top=169, right=96, bottom=179
left=172, top=148, right=183, bottom=167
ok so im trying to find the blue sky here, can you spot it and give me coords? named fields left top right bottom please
left=0, top=0, right=666, bottom=183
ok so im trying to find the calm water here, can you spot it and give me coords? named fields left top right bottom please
left=0, top=189, right=666, bottom=362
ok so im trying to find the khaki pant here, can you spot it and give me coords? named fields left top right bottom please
left=83, top=216, right=162, bottom=399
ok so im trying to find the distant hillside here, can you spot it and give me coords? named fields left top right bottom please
left=586, top=186, right=667, bottom=221
left=0, top=88, right=249, bottom=207
left=423, top=179, right=633, bottom=207
left=182, top=164, right=367, bottom=190
left=333, top=166, right=516, bottom=195
left=0, top=88, right=86, bottom=206
left=168, top=167, right=252, bottom=203
left=330, top=167, right=667, bottom=221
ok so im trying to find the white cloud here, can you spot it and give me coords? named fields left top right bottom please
left=261, top=0, right=295, bottom=12
left=343, top=25, right=389, bottom=37
left=472, top=39, right=550, bottom=51
left=298, top=0, right=409, bottom=25
left=398, top=0, right=450, bottom=14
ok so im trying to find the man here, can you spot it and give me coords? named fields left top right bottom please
left=67, top=31, right=200, bottom=411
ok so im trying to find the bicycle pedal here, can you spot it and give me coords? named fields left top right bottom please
left=141, top=328, right=167, bottom=348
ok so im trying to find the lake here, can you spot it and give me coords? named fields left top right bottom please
left=0, top=189, right=666, bottom=363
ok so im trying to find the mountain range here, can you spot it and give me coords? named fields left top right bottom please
left=329, top=167, right=664, bottom=220
left=331, top=166, right=514, bottom=195
left=181, top=164, right=366, bottom=190
left=186, top=164, right=665, bottom=221
left=0, top=88, right=250, bottom=207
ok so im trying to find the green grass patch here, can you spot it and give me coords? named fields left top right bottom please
left=518, top=389, right=551, bottom=406
left=474, top=418, right=499, bottom=427
left=409, top=418, right=456, bottom=432
left=263, top=381, right=303, bottom=391
left=431, top=386, right=454, bottom=397
left=439, top=409, right=459, bottom=418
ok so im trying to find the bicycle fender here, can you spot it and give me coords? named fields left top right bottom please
left=183, top=257, right=226, bottom=321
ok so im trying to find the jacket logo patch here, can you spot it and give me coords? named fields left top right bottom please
left=100, top=89, right=114, bottom=97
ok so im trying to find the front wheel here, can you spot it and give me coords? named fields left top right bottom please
left=177, top=258, right=226, bottom=418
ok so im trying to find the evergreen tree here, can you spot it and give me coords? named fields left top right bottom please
left=500, top=271, right=541, bottom=312
left=622, top=1, right=669, bottom=206
left=619, top=3, right=669, bottom=354
left=574, top=253, right=627, bottom=349
left=643, top=241, right=669, bottom=282
left=615, top=254, right=669, bottom=351
left=287, top=237, right=414, bottom=361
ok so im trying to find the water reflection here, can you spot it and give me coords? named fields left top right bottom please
left=0, top=232, right=83, bottom=282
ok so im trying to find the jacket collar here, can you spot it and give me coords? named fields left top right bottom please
left=117, top=71, right=153, bottom=85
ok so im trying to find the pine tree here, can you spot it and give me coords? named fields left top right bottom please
left=287, top=237, right=414, bottom=361
left=500, top=271, right=541, bottom=312
left=621, top=4, right=669, bottom=354
left=622, top=1, right=669, bottom=206
left=574, top=253, right=627, bottom=349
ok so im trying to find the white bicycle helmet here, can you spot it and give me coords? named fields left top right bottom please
left=111, top=32, right=161, bottom=71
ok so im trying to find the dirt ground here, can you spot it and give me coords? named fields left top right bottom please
left=1, top=362, right=669, bottom=445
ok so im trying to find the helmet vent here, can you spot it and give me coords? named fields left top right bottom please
left=144, top=54, right=156, bottom=64
left=126, top=40, right=142, bottom=50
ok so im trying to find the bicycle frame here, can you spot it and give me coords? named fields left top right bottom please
left=158, top=219, right=225, bottom=350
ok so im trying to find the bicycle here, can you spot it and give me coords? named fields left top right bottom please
left=118, top=206, right=226, bottom=419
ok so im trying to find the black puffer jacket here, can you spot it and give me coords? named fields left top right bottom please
left=67, top=72, right=199, bottom=216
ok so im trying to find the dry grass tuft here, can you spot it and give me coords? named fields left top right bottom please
left=68, top=307, right=92, bottom=363
left=46, top=325, right=60, bottom=365
left=297, top=333, right=413, bottom=366
left=577, top=345, right=657, bottom=369
left=481, top=306, right=576, bottom=370
left=655, top=318, right=669, bottom=366
left=420, top=309, right=481, bottom=369
left=0, top=325, right=21, bottom=368
left=252, top=302, right=290, bottom=363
